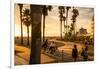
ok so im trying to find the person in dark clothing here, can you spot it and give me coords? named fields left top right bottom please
left=81, top=47, right=84, bottom=56
left=72, top=44, right=78, bottom=62
left=49, top=41, right=56, bottom=54
left=85, top=39, right=89, bottom=50
left=81, top=46, right=88, bottom=61
left=42, top=39, right=48, bottom=51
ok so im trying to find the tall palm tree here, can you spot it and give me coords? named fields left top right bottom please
left=70, top=23, right=74, bottom=40
left=18, top=4, right=23, bottom=44
left=65, top=7, right=71, bottom=36
left=42, top=5, right=52, bottom=42
left=22, top=9, right=31, bottom=45
left=67, top=25, right=70, bottom=40
left=67, top=25, right=70, bottom=31
left=29, top=5, right=42, bottom=64
left=58, top=6, right=65, bottom=39
left=62, top=16, right=66, bottom=34
left=71, top=7, right=79, bottom=40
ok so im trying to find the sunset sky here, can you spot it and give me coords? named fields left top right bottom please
left=14, top=4, right=94, bottom=37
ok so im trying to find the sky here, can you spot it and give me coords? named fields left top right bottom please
left=14, top=4, right=94, bottom=37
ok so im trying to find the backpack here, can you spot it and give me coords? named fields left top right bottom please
left=84, top=50, right=88, bottom=57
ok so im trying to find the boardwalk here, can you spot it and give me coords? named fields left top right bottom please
left=15, top=39, right=94, bottom=65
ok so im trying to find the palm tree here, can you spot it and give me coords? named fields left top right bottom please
left=42, top=5, right=52, bottom=42
left=71, top=7, right=79, bottom=40
left=65, top=7, right=71, bottom=37
left=70, top=23, right=74, bottom=41
left=18, top=4, right=23, bottom=44
left=58, top=6, right=65, bottom=39
left=67, top=25, right=70, bottom=31
left=62, top=16, right=66, bottom=34
left=29, top=5, right=42, bottom=64
left=67, top=25, right=70, bottom=40
left=22, top=9, right=31, bottom=45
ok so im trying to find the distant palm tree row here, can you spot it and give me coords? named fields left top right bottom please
left=58, top=6, right=79, bottom=40
left=18, top=4, right=31, bottom=45
left=58, top=6, right=71, bottom=39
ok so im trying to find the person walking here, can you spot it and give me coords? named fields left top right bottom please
left=72, top=44, right=78, bottom=62
left=81, top=46, right=88, bottom=61
left=85, top=39, right=89, bottom=50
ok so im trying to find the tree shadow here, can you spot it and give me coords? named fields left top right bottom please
left=15, top=50, right=24, bottom=55
left=15, top=50, right=29, bottom=62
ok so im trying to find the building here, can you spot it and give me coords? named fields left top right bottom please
left=79, top=27, right=87, bottom=35
left=91, top=16, right=94, bottom=35
left=90, top=16, right=94, bottom=44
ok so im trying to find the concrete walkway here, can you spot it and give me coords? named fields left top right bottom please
left=15, top=45, right=56, bottom=65
left=48, top=39, right=94, bottom=62
left=15, top=39, right=94, bottom=65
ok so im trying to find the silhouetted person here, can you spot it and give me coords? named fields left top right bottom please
left=72, top=44, right=78, bottom=62
left=85, top=39, right=89, bottom=50
left=81, top=47, right=84, bottom=56
left=49, top=41, right=56, bottom=55
left=81, top=46, right=88, bottom=61
left=42, top=39, right=48, bottom=51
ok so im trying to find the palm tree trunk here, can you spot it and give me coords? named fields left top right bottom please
left=66, top=11, right=68, bottom=35
left=27, top=26, right=29, bottom=45
left=73, top=22, right=76, bottom=41
left=43, top=15, right=45, bottom=42
left=60, top=20, right=62, bottom=39
left=19, top=7, right=23, bottom=45
left=64, top=20, right=65, bottom=34
left=64, top=20, right=66, bottom=36
left=29, top=5, right=42, bottom=64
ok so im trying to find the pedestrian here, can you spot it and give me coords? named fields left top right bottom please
left=85, top=39, right=89, bottom=49
left=49, top=41, right=56, bottom=55
left=81, top=47, right=84, bottom=56
left=81, top=47, right=88, bottom=61
left=42, top=39, right=48, bottom=51
left=72, top=44, right=78, bottom=62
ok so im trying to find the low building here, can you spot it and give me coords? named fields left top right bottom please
left=79, top=27, right=87, bottom=35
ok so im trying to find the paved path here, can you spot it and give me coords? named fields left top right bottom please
left=15, top=45, right=56, bottom=65
left=15, top=39, right=94, bottom=65
left=47, top=39, right=94, bottom=62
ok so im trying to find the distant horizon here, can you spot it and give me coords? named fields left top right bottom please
left=14, top=35, right=61, bottom=37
